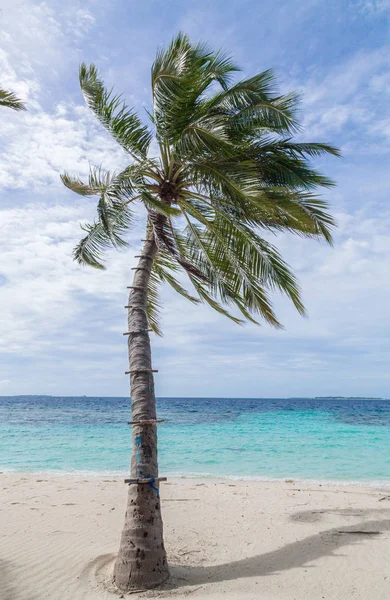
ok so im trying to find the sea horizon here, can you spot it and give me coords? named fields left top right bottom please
left=1, top=394, right=387, bottom=399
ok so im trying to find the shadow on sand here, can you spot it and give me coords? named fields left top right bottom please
left=87, top=507, right=390, bottom=594
left=166, top=507, right=390, bottom=589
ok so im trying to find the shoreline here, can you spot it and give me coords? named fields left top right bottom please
left=2, top=469, right=390, bottom=489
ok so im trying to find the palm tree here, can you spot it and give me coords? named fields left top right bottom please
left=61, top=33, right=339, bottom=591
left=0, top=88, right=26, bottom=111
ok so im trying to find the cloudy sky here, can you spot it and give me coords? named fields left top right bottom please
left=1, top=0, right=389, bottom=398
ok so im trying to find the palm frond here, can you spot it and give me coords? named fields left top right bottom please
left=73, top=185, right=134, bottom=269
left=186, top=160, right=260, bottom=205
left=62, top=165, right=140, bottom=200
left=251, top=149, right=336, bottom=189
left=79, top=63, right=152, bottom=158
left=152, top=249, right=201, bottom=304
left=195, top=46, right=240, bottom=90
left=64, top=33, right=339, bottom=329
left=147, top=268, right=163, bottom=336
left=247, top=190, right=336, bottom=244
left=74, top=211, right=132, bottom=269
left=61, top=172, right=95, bottom=196
left=190, top=279, right=245, bottom=325
left=143, top=208, right=208, bottom=284
left=152, top=32, right=191, bottom=90
left=74, top=222, right=114, bottom=269
left=0, top=88, right=26, bottom=111
left=232, top=91, right=300, bottom=135
left=62, top=166, right=136, bottom=248
left=152, top=33, right=240, bottom=142
left=141, top=190, right=182, bottom=217
left=202, top=71, right=299, bottom=135
left=257, top=139, right=341, bottom=158
left=179, top=199, right=285, bottom=326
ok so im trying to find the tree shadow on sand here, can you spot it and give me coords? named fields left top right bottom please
left=166, top=508, right=390, bottom=589
left=87, top=507, right=390, bottom=594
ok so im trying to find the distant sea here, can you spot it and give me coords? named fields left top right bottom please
left=1, top=396, right=390, bottom=483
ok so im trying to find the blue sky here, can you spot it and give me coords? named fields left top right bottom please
left=1, top=0, right=390, bottom=398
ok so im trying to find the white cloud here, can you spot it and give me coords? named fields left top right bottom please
left=0, top=1, right=64, bottom=103
left=0, top=103, right=127, bottom=190
left=0, top=47, right=39, bottom=105
left=0, top=0, right=94, bottom=74
left=0, top=202, right=146, bottom=355
left=0, top=0, right=130, bottom=191
left=61, top=6, right=96, bottom=38
left=296, top=48, right=390, bottom=142
left=352, top=0, right=390, bottom=15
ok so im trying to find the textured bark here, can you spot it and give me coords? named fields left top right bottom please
left=113, top=234, right=169, bottom=591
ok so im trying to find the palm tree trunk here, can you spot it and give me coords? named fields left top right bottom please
left=113, top=233, right=169, bottom=591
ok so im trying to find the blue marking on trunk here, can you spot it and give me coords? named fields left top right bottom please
left=135, top=435, right=143, bottom=476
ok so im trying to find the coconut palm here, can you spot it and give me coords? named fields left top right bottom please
left=61, top=33, right=339, bottom=591
left=0, top=88, right=26, bottom=111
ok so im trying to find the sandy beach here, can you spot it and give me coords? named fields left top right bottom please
left=1, top=474, right=390, bottom=599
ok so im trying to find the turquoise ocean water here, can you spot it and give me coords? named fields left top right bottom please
left=1, top=396, right=390, bottom=483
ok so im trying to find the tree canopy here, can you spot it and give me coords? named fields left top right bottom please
left=62, top=33, right=339, bottom=333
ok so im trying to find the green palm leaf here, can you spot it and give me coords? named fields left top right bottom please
left=63, top=34, right=340, bottom=331
left=79, top=64, right=152, bottom=159
left=0, top=88, right=26, bottom=111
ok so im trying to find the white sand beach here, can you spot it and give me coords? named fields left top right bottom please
left=1, top=474, right=390, bottom=599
